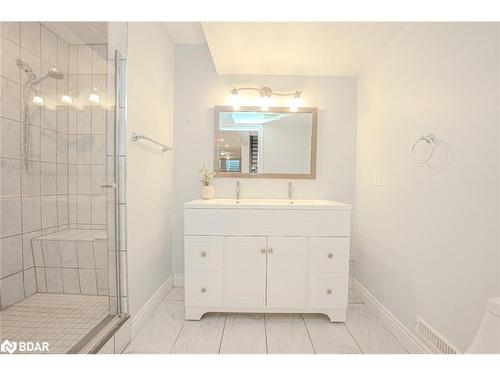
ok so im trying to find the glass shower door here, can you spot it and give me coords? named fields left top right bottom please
left=0, top=22, right=127, bottom=354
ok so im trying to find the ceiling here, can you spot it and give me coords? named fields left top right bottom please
left=43, top=22, right=107, bottom=44
left=162, top=22, right=206, bottom=44
left=163, top=22, right=405, bottom=76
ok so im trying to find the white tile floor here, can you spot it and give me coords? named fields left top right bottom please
left=124, top=287, right=408, bottom=354
left=0, top=293, right=109, bottom=353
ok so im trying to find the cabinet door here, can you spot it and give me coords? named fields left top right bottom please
left=223, top=236, right=267, bottom=308
left=267, top=236, right=307, bottom=308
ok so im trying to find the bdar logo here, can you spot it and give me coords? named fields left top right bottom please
left=1, top=340, right=17, bottom=354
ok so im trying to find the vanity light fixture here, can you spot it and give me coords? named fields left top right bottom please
left=230, top=88, right=241, bottom=110
left=229, top=86, right=302, bottom=111
left=289, top=91, right=301, bottom=112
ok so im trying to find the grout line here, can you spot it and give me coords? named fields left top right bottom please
left=169, top=319, right=186, bottom=354
left=263, top=313, right=269, bottom=354
left=343, top=310, right=365, bottom=354
left=301, top=314, right=316, bottom=354
left=217, top=313, right=228, bottom=354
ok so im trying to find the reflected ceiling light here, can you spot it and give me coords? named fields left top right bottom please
left=225, top=144, right=229, bottom=148
left=60, top=95, right=72, bottom=105
left=228, top=86, right=302, bottom=112
left=32, top=96, right=44, bottom=105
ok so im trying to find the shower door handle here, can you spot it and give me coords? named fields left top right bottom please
left=100, top=183, right=116, bottom=189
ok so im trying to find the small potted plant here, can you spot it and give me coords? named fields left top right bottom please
left=199, top=162, right=216, bottom=199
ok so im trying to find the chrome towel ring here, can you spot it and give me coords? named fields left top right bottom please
left=411, top=134, right=436, bottom=164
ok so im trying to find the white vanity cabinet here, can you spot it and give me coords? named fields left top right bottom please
left=184, top=199, right=351, bottom=322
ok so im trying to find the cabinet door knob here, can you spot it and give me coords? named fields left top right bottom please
left=326, top=289, right=333, bottom=295
left=328, top=252, right=333, bottom=259
left=268, top=248, right=273, bottom=254
left=201, top=287, right=207, bottom=293
left=201, top=251, right=207, bottom=258
left=260, top=248, right=266, bottom=254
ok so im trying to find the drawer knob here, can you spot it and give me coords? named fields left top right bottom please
left=261, top=248, right=266, bottom=254
left=201, top=287, right=207, bottom=293
left=326, top=289, right=333, bottom=295
left=201, top=251, right=207, bottom=258
left=328, top=253, right=333, bottom=259
left=268, top=248, right=273, bottom=254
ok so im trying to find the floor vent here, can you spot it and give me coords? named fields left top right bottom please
left=415, top=316, right=461, bottom=354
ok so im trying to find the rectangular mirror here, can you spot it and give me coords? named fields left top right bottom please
left=214, top=106, right=317, bottom=179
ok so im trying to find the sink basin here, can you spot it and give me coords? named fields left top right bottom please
left=184, top=198, right=351, bottom=210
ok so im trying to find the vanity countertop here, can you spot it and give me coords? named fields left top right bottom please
left=184, top=198, right=351, bottom=210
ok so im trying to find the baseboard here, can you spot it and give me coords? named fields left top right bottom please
left=352, top=278, right=431, bottom=354
left=129, top=274, right=173, bottom=338
left=174, top=273, right=184, bottom=287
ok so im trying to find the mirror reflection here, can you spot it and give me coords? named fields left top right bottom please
left=215, top=107, right=317, bottom=178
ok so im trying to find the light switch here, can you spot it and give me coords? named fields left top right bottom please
left=374, top=171, right=381, bottom=186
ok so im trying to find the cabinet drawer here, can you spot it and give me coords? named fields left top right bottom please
left=308, top=273, right=348, bottom=308
left=185, top=236, right=223, bottom=272
left=309, top=237, right=349, bottom=273
left=185, top=272, right=223, bottom=307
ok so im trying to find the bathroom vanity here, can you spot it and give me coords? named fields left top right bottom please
left=184, top=198, right=351, bottom=322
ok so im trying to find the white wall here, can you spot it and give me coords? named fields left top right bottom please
left=354, top=23, right=500, bottom=351
left=126, top=23, right=174, bottom=316
left=173, top=44, right=357, bottom=273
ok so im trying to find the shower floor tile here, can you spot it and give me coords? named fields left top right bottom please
left=0, top=293, right=109, bottom=354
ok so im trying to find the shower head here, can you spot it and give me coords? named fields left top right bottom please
left=29, top=67, right=64, bottom=86
left=16, top=58, right=36, bottom=82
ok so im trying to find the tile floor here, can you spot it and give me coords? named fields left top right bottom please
left=124, top=287, right=408, bottom=354
left=0, top=293, right=109, bottom=353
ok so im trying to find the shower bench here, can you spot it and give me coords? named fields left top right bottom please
left=30, top=229, right=110, bottom=296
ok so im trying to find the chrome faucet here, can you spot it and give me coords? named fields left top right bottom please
left=288, top=181, right=294, bottom=201
left=236, top=181, right=240, bottom=202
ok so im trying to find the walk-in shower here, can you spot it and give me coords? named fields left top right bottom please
left=0, top=22, right=128, bottom=354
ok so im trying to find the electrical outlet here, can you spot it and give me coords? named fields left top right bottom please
left=374, top=170, right=381, bottom=186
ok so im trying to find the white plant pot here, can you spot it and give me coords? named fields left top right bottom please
left=200, top=185, right=215, bottom=199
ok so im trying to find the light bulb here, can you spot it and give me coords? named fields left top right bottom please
left=289, top=92, right=301, bottom=112
left=32, top=96, right=44, bottom=105
left=61, top=95, right=72, bottom=105
left=230, top=88, right=240, bottom=110
left=260, top=95, right=272, bottom=111
left=89, top=93, right=100, bottom=104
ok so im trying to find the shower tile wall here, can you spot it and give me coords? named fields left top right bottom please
left=1, top=22, right=69, bottom=309
left=0, top=22, right=108, bottom=309
left=31, top=238, right=109, bottom=295
left=67, top=43, right=107, bottom=231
